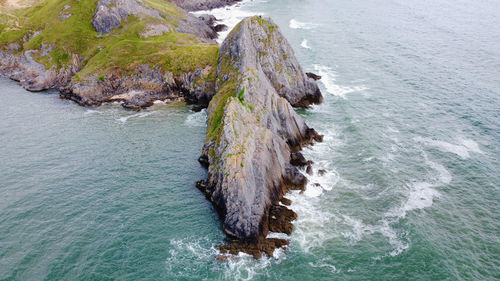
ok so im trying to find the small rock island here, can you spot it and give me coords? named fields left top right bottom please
left=0, top=0, right=322, bottom=258
left=197, top=16, right=323, bottom=258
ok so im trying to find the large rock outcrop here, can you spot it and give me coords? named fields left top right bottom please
left=197, top=16, right=322, bottom=258
left=0, top=49, right=82, bottom=92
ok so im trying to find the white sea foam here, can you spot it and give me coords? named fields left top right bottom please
left=313, top=64, right=367, bottom=97
left=191, top=0, right=264, bottom=44
left=426, top=159, right=452, bottom=184
left=285, top=125, right=343, bottom=252
left=185, top=109, right=207, bottom=127
left=385, top=154, right=451, bottom=221
left=308, top=257, right=339, bottom=273
left=414, top=136, right=483, bottom=159
left=166, top=237, right=281, bottom=280
left=83, top=109, right=100, bottom=116
left=287, top=190, right=339, bottom=253
left=117, top=111, right=155, bottom=123
left=300, top=39, right=311, bottom=49
left=403, top=182, right=440, bottom=214
left=289, top=19, right=318, bottom=30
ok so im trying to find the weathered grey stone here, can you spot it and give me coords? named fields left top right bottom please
left=198, top=16, right=323, bottom=245
left=0, top=50, right=81, bottom=92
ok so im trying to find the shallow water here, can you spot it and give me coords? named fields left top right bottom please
left=1, top=0, right=500, bottom=279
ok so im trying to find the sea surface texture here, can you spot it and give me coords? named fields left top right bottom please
left=1, top=0, right=499, bottom=280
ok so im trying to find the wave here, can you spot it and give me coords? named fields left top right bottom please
left=289, top=19, right=318, bottom=30
left=287, top=126, right=343, bottom=253
left=191, top=0, right=265, bottom=44
left=117, top=111, right=155, bottom=123
left=166, top=236, right=285, bottom=280
left=300, top=39, right=311, bottom=49
left=185, top=109, right=207, bottom=128
left=313, top=64, right=367, bottom=97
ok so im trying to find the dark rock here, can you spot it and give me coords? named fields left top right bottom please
left=214, top=24, right=228, bottom=32
left=269, top=205, right=297, bottom=234
left=280, top=197, right=292, bottom=206
left=198, top=14, right=217, bottom=26
left=306, top=165, right=313, bottom=175
left=219, top=237, right=289, bottom=259
left=284, top=164, right=308, bottom=190
left=290, top=152, right=312, bottom=166
left=306, top=72, right=322, bottom=81
left=198, top=155, right=209, bottom=167
left=318, top=169, right=327, bottom=176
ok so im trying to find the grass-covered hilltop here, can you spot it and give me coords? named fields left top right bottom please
left=0, top=0, right=228, bottom=108
left=1, top=0, right=325, bottom=259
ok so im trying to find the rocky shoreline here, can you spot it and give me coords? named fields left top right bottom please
left=0, top=0, right=226, bottom=110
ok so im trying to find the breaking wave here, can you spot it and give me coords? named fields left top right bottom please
left=313, top=64, right=367, bottom=97
left=289, top=19, right=318, bottom=30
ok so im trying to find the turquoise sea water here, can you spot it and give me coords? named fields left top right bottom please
left=1, top=0, right=500, bottom=279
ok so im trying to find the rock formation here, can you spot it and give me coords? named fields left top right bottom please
left=197, top=16, right=322, bottom=258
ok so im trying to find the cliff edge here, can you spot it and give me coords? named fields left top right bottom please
left=197, top=16, right=322, bottom=258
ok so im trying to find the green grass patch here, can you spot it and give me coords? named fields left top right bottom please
left=0, top=0, right=218, bottom=76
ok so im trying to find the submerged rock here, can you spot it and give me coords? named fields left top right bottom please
left=198, top=16, right=322, bottom=257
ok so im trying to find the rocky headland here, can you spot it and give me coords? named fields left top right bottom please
left=0, top=0, right=224, bottom=109
left=196, top=16, right=322, bottom=258
left=1, top=0, right=323, bottom=258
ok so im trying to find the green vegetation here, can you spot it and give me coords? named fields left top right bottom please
left=0, top=0, right=218, bottom=77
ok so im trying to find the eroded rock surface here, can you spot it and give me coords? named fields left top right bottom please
left=197, top=16, right=322, bottom=257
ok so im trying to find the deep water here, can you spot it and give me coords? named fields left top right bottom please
left=1, top=0, right=500, bottom=280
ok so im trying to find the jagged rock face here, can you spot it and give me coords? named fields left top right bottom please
left=63, top=65, right=215, bottom=109
left=238, top=18, right=323, bottom=107
left=199, top=17, right=322, bottom=242
left=0, top=50, right=81, bottom=92
left=91, top=0, right=217, bottom=41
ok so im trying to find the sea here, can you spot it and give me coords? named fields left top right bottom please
left=1, top=0, right=499, bottom=279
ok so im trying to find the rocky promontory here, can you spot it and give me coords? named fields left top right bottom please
left=0, top=0, right=223, bottom=109
left=197, top=16, right=322, bottom=258
left=1, top=0, right=323, bottom=259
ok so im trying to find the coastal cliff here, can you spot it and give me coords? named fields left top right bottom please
left=197, top=16, right=322, bottom=258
